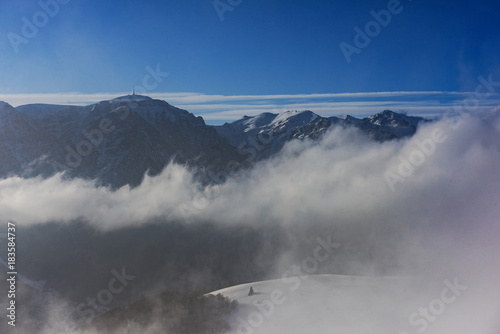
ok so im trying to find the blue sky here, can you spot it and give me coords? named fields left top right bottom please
left=1, top=0, right=499, bottom=123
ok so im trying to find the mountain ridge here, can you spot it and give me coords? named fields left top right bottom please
left=0, top=96, right=429, bottom=187
left=215, top=108, right=427, bottom=160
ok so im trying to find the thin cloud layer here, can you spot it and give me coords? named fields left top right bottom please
left=2, top=91, right=499, bottom=123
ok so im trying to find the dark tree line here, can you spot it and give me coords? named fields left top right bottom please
left=86, top=291, right=238, bottom=334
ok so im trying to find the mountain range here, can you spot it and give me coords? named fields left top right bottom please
left=0, top=94, right=427, bottom=187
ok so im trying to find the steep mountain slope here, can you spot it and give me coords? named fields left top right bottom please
left=0, top=102, right=55, bottom=177
left=8, top=95, right=245, bottom=187
left=215, top=110, right=426, bottom=161
left=357, top=109, right=426, bottom=141
left=215, top=110, right=335, bottom=160
left=1, top=96, right=427, bottom=188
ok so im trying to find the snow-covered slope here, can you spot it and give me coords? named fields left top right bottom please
left=211, top=274, right=488, bottom=334
left=215, top=110, right=334, bottom=160
left=215, top=110, right=426, bottom=160
left=361, top=109, right=426, bottom=140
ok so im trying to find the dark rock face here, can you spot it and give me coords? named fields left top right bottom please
left=1, top=96, right=427, bottom=187
left=5, top=96, right=245, bottom=188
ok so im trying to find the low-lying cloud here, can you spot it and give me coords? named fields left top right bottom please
left=1, top=110, right=499, bottom=333
left=2, top=110, right=499, bottom=233
left=2, top=110, right=499, bottom=277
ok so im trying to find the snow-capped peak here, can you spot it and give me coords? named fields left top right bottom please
left=242, top=112, right=278, bottom=132
left=111, top=94, right=153, bottom=102
left=271, top=110, right=319, bottom=127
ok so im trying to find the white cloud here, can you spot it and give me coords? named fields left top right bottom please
left=0, top=111, right=499, bottom=280
left=0, top=164, right=197, bottom=230
left=1, top=111, right=499, bottom=334
left=2, top=91, right=499, bottom=123
left=1, top=111, right=498, bottom=238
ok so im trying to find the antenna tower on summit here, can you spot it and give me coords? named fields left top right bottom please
left=132, top=87, right=136, bottom=95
